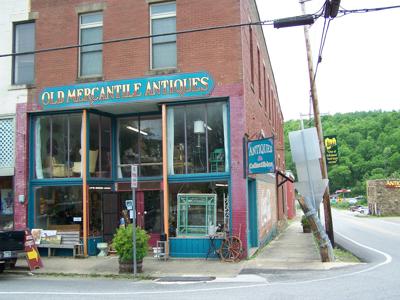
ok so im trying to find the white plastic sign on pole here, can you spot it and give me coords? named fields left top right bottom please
left=131, top=165, right=138, bottom=188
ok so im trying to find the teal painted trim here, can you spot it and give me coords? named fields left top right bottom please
left=114, top=176, right=163, bottom=182
left=162, top=97, right=228, bottom=107
left=227, top=100, right=233, bottom=232
left=168, top=172, right=229, bottom=183
left=169, top=237, right=223, bottom=258
left=28, top=116, right=35, bottom=181
left=29, top=109, right=84, bottom=117
left=86, top=179, right=114, bottom=185
left=227, top=100, right=231, bottom=178
left=30, top=179, right=83, bottom=187
left=111, top=117, right=117, bottom=181
left=28, top=180, right=35, bottom=229
left=247, top=179, right=258, bottom=248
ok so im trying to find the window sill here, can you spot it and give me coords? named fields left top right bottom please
left=146, top=67, right=179, bottom=76
left=76, top=75, right=103, bottom=84
left=9, top=83, right=35, bottom=91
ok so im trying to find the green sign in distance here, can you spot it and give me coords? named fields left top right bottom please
left=324, top=135, right=339, bottom=165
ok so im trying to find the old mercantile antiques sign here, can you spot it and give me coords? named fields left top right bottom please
left=38, top=72, right=214, bottom=110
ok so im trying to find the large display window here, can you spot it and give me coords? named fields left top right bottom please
left=35, top=114, right=82, bottom=179
left=167, top=102, right=228, bottom=175
left=118, top=116, right=162, bottom=177
left=34, top=186, right=83, bottom=230
left=89, top=114, right=111, bottom=178
left=168, top=182, right=228, bottom=237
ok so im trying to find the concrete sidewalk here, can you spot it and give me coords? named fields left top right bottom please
left=12, top=220, right=349, bottom=278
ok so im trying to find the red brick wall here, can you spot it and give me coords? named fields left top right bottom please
left=30, top=0, right=243, bottom=102
left=14, top=103, right=28, bottom=230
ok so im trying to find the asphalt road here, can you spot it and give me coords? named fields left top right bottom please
left=1, top=210, right=399, bottom=300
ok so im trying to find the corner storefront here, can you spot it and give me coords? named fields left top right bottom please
left=28, top=72, right=233, bottom=257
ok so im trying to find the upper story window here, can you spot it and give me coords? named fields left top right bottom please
left=79, top=12, right=103, bottom=77
left=118, top=116, right=162, bottom=178
left=34, top=114, right=82, bottom=179
left=150, top=2, right=176, bottom=69
left=13, top=22, right=35, bottom=85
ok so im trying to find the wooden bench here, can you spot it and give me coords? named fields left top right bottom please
left=37, top=231, right=82, bottom=258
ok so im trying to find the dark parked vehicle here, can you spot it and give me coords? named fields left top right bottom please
left=0, top=230, right=25, bottom=273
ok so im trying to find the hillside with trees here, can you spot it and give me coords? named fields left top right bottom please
left=284, top=111, right=400, bottom=196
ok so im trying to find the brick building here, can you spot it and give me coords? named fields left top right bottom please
left=3, top=0, right=291, bottom=258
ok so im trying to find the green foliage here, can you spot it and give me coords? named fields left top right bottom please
left=112, top=225, right=150, bottom=262
left=331, top=201, right=351, bottom=209
left=285, top=111, right=400, bottom=196
left=301, top=215, right=309, bottom=226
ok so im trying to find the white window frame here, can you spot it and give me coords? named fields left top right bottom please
left=78, top=11, right=103, bottom=78
left=13, top=22, right=35, bottom=85
left=150, top=2, right=176, bottom=70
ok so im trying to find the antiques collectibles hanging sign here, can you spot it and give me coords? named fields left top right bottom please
left=38, top=72, right=214, bottom=110
left=248, top=138, right=275, bottom=174
left=324, top=135, right=339, bottom=165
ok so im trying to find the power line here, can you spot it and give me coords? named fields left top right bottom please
left=0, top=20, right=274, bottom=58
left=337, top=4, right=400, bottom=18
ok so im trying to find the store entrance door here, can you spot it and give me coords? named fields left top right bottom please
left=102, top=193, right=119, bottom=242
left=118, top=190, right=162, bottom=247
left=142, top=191, right=161, bottom=247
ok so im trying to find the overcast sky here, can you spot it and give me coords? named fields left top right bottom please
left=256, top=0, right=400, bottom=121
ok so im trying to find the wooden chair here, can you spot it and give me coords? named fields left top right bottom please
left=72, top=150, right=98, bottom=175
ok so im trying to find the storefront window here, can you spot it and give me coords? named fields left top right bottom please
left=167, top=102, right=228, bottom=175
left=118, top=116, right=162, bottom=177
left=170, top=106, right=186, bottom=174
left=169, top=182, right=228, bottom=237
left=35, top=114, right=82, bottom=179
left=89, top=114, right=111, bottom=178
left=139, top=117, right=162, bottom=176
left=0, top=177, right=14, bottom=230
left=186, top=105, right=207, bottom=173
left=34, top=186, right=82, bottom=230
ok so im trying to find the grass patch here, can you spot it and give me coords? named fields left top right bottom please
left=333, top=247, right=360, bottom=263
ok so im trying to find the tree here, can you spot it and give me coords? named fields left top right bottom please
left=284, top=111, right=400, bottom=196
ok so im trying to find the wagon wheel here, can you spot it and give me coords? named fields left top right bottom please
left=219, top=236, right=243, bottom=262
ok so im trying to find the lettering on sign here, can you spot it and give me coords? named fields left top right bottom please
left=39, top=72, right=214, bottom=110
left=324, top=135, right=339, bottom=165
left=248, top=138, right=275, bottom=174
left=385, top=180, right=400, bottom=189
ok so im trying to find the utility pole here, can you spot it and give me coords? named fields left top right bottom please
left=299, top=0, right=334, bottom=245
